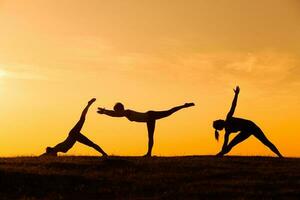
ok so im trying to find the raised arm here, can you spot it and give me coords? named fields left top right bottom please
left=222, top=131, right=230, bottom=151
left=226, top=86, right=240, bottom=120
left=97, top=107, right=124, bottom=117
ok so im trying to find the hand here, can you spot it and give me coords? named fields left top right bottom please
left=233, top=86, right=240, bottom=94
left=97, top=107, right=105, bottom=114
left=88, top=98, right=96, bottom=104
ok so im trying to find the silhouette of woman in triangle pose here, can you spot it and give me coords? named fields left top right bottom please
left=213, top=86, right=283, bottom=157
left=41, top=98, right=107, bottom=157
left=97, top=102, right=195, bottom=157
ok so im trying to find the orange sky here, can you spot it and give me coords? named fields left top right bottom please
left=0, top=0, right=299, bottom=157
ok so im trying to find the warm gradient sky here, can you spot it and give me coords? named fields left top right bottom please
left=0, top=0, right=299, bottom=157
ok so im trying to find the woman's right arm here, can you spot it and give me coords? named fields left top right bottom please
left=226, top=86, right=240, bottom=120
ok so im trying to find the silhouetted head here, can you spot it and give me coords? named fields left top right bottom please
left=213, top=120, right=225, bottom=141
left=213, top=120, right=225, bottom=130
left=46, top=147, right=54, bottom=153
left=114, top=102, right=125, bottom=112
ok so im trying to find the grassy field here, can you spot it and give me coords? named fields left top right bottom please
left=0, top=156, right=299, bottom=199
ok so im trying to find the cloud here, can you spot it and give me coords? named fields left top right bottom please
left=0, top=69, right=8, bottom=77
left=0, top=64, right=48, bottom=80
left=110, top=50, right=299, bottom=98
left=174, top=51, right=298, bottom=86
left=1, top=46, right=299, bottom=96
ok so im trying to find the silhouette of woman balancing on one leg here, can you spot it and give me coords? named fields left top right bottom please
left=97, top=102, right=195, bottom=157
left=41, top=98, right=107, bottom=157
left=213, top=86, right=283, bottom=157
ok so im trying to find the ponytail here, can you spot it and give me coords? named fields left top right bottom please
left=215, top=130, right=219, bottom=141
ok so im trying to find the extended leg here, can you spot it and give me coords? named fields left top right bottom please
left=145, top=120, right=156, bottom=157
left=70, top=98, right=96, bottom=133
left=253, top=130, right=283, bottom=157
left=150, top=103, right=194, bottom=120
left=217, top=131, right=251, bottom=156
left=76, top=132, right=107, bottom=156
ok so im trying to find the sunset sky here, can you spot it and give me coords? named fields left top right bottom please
left=0, top=0, right=299, bottom=157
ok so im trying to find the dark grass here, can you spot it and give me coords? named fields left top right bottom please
left=0, top=156, right=299, bottom=199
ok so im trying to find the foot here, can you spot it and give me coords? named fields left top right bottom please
left=88, top=98, right=96, bottom=105
left=184, top=103, right=195, bottom=108
left=101, top=154, right=109, bottom=160
left=216, top=152, right=224, bottom=157
left=102, top=152, right=108, bottom=157
left=143, top=153, right=152, bottom=157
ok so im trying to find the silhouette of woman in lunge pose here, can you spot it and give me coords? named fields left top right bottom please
left=97, top=102, right=195, bottom=157
left=213, top=86, right=283, bottom=157
left=41, top=98, right=107, bottom=157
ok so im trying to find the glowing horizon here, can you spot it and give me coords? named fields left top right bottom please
left=0, top=0, right=299, bottom=157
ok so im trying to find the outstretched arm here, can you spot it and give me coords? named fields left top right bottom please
left=221, top=131, right=230, bottom=151
left=226, top=86, right=240, bottom=120
left=97, top=108, right=124, bottom=117
left=216, top=131, right=230, bottom=156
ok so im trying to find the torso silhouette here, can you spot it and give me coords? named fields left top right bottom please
left=125, top=109, right=148, bottom=122
left=225, top=117, right=257, bottom=133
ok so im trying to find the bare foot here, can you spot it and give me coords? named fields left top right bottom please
left=102, top=152, right=108, bottom=157
left=88, top=98, right=96, bottom=104
left=215, top=152, right=224, bottom=157
left=184, top=103, right=195, bottom=107
left=143, top=153, right=152, bottom=157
